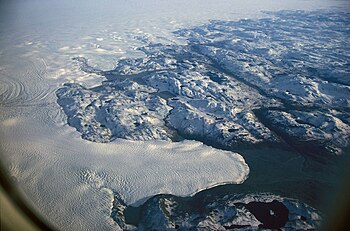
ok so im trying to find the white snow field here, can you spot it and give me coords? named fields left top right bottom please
left=0, top=0, right=349, bottom=230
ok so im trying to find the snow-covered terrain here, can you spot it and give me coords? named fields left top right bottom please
left=0, top=0, right=349, bottom=230
left=57, top=10, right=350, bottom=155
left=56, top=55, right=277, bottom=146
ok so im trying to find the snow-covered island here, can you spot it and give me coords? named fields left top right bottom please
left=57, top=10, right=350, bottom=156
left=112, top=193, right=322, bottom=230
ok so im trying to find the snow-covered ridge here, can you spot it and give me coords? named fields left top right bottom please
left=57, top=10, right=350, bottom=155
left=57, top=55, right=276, bottom=146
